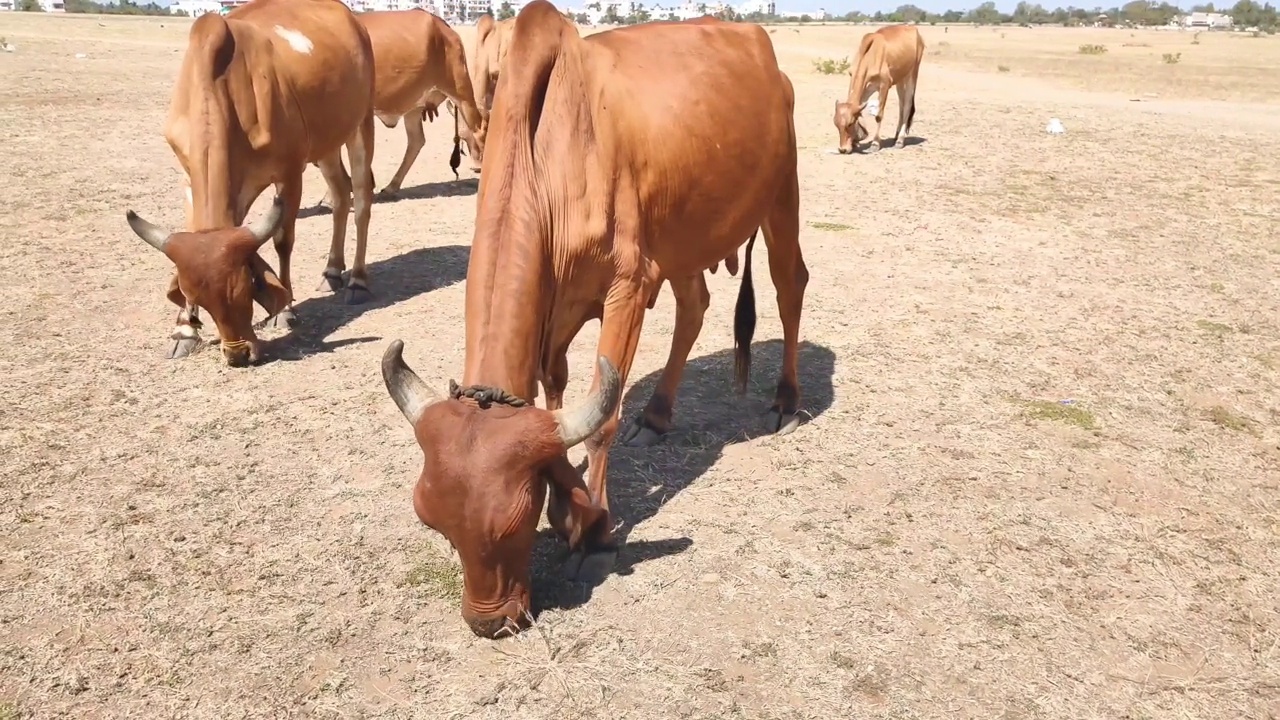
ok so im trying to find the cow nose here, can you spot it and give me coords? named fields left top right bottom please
left=222, top=347, right=252, bottom=368
left=467, top=615, right=517, bottom=639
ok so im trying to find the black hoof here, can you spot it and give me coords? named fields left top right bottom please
left=764, top=408, right=801, bottom=436
left=375, top=187, right=399, bottom=201
left=563, top=547, right=617, bottom=583
left=316, top=271, right=345, bottom=293
left=343, top=285, right=372, bottom=306
left=166, top=336, right=201, bottom=360
left=620, top=417, right=667, bottom=448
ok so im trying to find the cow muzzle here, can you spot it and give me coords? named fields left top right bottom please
left=220, top=338, right=259, bottom=367
left=464, top=600, right=529, bottom=638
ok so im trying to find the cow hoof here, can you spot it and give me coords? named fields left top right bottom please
left=316, top=271, right=345, bottom=293
left=865, top=143, right=881, bottom=154
left=563, top=547, right=617, bottom=583
left=375, top=187, right=400, bottom=201
left=166, top=337, right=201, bottom=360
left=620, top=418, right=665, bottom=448
left=343, top=285, right=372, bottom=306
left=264, top=309, right=296, bottom=330
left=764, top=408, right=801, bottom=436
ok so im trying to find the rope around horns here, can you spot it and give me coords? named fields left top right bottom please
left=447, top=380, right=528, bottom=409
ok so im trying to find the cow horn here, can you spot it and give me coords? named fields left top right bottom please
left=381, top=339, right=440, bottom=425
left=245, top=195, right=286, bottom=249
left=125, top=209, right=171, bottom=252
left=551, top=356, right=622, bottom=448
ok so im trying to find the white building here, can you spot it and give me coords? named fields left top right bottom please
left=1180, top=11, right=1233, bottom=28
left=737, top=0, right=774, bottom=14
left=1, top=0, right=66, bottom=10
left=170, top=0, right=222, bottom=16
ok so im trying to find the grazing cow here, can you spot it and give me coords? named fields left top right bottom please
left=124, top=0, right=377, bottom=366
left=417, top=14, right=513, bottom=175
left=470, top=13, right=516, bottom=122
left=419, top=89, right=484, bottom=174
left=380, top=1, right=808, bottom=638
left=319, top=9, right=487, bottom=207
left=833, top=24, right=925, bottom=154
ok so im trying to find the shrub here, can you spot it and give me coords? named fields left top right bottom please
left=1078, top=43, right=1108, bottom=55
left=812, top=57, right=851, bottom=74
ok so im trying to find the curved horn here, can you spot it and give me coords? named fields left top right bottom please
left=381, top=339, right=441, bottom=426
left=125, top=209, right=171, bottom=252
left=245, top=195, right=286, bottom=249
left=551, top=355, right=622, bottom=448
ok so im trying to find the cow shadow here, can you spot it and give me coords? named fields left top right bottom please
left=296, top=178, right=478, bottom=219
left=259, top=244, right=470, bottom=362
left=528, top=339, right=837, bottom=615
left=864, top=135, right=927, bottom=152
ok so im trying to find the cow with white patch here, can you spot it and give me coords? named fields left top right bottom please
left=123, top=0, right=378, bottom=366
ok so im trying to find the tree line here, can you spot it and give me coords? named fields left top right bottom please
left=15, top=0, right=1277, bottom=33
left=499, top=0, right=1276, bottom=31
left=13, top=0, right=169, bottom=13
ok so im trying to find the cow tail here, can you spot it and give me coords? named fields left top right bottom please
left=733, top=230, right=758, bottom=395
left=449, top=100, right=462, bottom=179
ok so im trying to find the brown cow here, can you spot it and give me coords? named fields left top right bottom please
left=418, top=13, right=516, bottom=174
left=380, top=2, right=807, bottom=638
left=833, top=24, right=925, bottom=154
left=319, top=9, right=487, bottom=207
left=470, top=13, right=517, bottom=122
left=124, top=0, right=377, bottom=366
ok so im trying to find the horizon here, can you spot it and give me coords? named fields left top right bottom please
left=142, top=0, right=1213, bottom=22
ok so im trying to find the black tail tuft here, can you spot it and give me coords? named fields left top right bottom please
left=733, top=231, right=758, bottom=395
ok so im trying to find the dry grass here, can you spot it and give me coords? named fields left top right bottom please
left=1, top=14, right=1279, bottom=720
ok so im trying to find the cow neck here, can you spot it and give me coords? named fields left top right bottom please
left=461, top=85, right=552, bottom=405
left=189, top=88, right=242, bottom=230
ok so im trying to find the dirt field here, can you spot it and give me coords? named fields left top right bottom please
left=2, top=11, right=1278, bottom=719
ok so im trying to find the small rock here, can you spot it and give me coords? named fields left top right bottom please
left=699, top=573, right=721, bottom=584
left=172, top=533, right=186, bottom=542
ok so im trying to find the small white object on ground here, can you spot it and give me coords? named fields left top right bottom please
left=75, top=53, right=88, bottom=59
left=1046, top=117, right=1066, bottom=134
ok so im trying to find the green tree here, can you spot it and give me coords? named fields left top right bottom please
left=496, top=1, right=515, bottom=19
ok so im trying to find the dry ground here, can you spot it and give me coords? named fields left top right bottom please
left=1, top=12, right=1278, bottom=720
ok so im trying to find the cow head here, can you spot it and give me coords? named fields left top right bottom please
left=833, top=100, right=865, bottom=154
left=124, top=197, right=291, bottom=367
left=381, top=340, right=620, bottom=638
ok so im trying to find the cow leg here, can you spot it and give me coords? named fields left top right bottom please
left=315, top=157, right=349, bottom=211
left=261, top=174, right=304, bottom=329
left=315, top=151, right=353, bottom=294
left=378, top=113, right=423, bottom=200
left=866, top=83, right=892, bottom=153
left=620, top=273, right=710, bottom=448
left=761, top=169, right=808, bottom=436
left=166, top=273, right=203, bottom=359
left=542, top=349, right=569, bottom=411
left=343, top=114, right=376, bottom=305
left=564, top=285, right=651, bottom=583
left=892, top=77, right=917, bottom=149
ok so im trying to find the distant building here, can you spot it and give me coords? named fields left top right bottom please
left=738, top=0, right=776, bottom=14
left=1, top=0, right=66, bottom=10
left=170, top=0, right=221, bottom=15
left=1181, top=11, right=1233, bottom=28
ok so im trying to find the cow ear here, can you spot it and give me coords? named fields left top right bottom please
left=542, top=454, right=608, bottom=551
left=248, top=253, right=291, bottom=317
